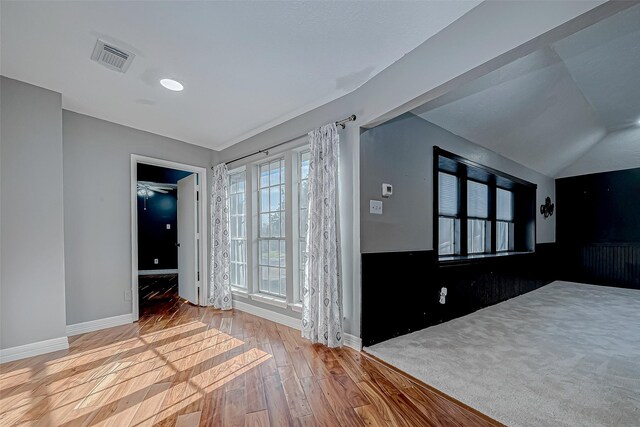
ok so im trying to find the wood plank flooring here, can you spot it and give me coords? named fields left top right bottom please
left=138, top=274, right=179, bottom=317
left=0, top=296, right=500, bottom=426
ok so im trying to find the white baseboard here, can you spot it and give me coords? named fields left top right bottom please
left=138, top=269, right=178, bottom=276
left=343, top=334, right=362, bottom=351
left=232, top=299, right=362, bottom=351
left=233, top=299, right=300, bottom=330
left=66, top=313, right=134, bottom=337
left=0, top=336, right=69, bottom=364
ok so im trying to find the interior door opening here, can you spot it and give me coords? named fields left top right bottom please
left=131, top=155, right=207, bottom=321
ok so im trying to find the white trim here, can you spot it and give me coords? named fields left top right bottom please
left=0, top=336, right=69, bottom=364
left=249, top=293, right=288, bottom=309
left=131, top=154, right=209, bottom=322
left=138, top=269, right=178, bottom=276
left=232, top=299, right=361, bottom=351
left=343, top=334, right=362, bottom=351
left=231, top=287, right=249, bottom=298
left=288, top=303, right=302, bottom=313
left=66, top=313, right=134, bottom=336
left=233, top=299, right=300, bottom=330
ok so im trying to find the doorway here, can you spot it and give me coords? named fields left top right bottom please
left=131, top=155, right=207, bottom=321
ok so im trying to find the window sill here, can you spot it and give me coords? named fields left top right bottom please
left=439, top=250, right=534, bottom=265
left=288, top=303, right=302, bottom=313
left=249, top=293, right=288, bottom=309
left=231, top=287, right=249, bottom=298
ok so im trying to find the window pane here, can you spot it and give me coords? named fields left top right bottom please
left=260, top=188, right=269, bottom=212
left=260, top=213, right=270, bottom=237
left=439, top=217, right=454, bottom=255
left=270, top=212, right=280, bottom=237
left=270, top=161, right=280, bottom=186
left=260, top=240, right=268, bottom=265
left=300, top=181, right=308, bottom=210
left=270, top=186, right=280, bottom=211
left=259, top=266, right=268, bottom=292
left=298, top=151, right=312, bottom=302
left=280, top=240, right=286, bottom=267
left=438, top=217, right=460, bottom=255
left=280, top=268, right=287, bottom=297
left=439, top=172, right=459, bottom=216
left=258, top=158, right=286, bottom=298
left=260, top=164, right=269, bottom=188
left=300, top=209, right=308, bottom=238
left=269, top=267, right=280, bottom=295
left=468, top=181, right=489, bottom=218
left=497, top=221, right=509, bottom=252
left=269, top=240, right=279, bottom=266
left=497, top=188, right=514, bottom=221
left=468, top=219, right=488, bottom=253
left=228, top=170, right=246, bottom=288
left=280, top=212, right=286, bottom=238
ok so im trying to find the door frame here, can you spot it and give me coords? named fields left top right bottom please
left=130, top=154, right=208, bottom=321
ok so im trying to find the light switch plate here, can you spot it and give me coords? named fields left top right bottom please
left=370, top=200, right=383, bottom=215
left=166, top=224, right=171, bottom=230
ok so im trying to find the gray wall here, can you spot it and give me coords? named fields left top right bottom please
left=0, top=77, right=67, bottom=349
left=360, top=113, right=556, bottom=254
left=63, top=111, right=216, bottom=325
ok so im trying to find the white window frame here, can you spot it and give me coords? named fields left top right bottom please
left=227, top=143, right=307, bottom=311
left=256, top=157, right=287, bottom=298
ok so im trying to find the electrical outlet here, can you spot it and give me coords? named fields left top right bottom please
left=439, top=287, right=447, bottom=304
left=124, top=289, right=132, bottom=301
left=369, top=200, right=383, bottom=215
left=154, top=258, right=159, bottom=264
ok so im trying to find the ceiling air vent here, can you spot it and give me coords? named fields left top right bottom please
left=91, top=39, right=134, bottom=73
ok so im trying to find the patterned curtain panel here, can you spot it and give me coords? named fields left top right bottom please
left=209, top=163, right=232, bottom=310
left=302, top=123, right=343, bottom=347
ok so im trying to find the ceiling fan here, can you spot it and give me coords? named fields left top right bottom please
left=137, top=181, right=177, bottom=210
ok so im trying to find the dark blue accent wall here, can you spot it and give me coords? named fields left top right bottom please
left=556, top=167, right=640, bottom=289
left=137, top=164, right=192, bottom=271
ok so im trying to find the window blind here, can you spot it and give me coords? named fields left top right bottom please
left=467, top=181, right=488, bottom=218
left=438, top=172, right=459, bottom=216
left=497, top=188, right=514, bottom=221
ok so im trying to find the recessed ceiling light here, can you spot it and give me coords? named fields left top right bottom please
left=160, top=78, right=184, bottom=92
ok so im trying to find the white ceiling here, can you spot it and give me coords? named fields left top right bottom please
left=414, top=4, right=640, bottom=177
left=0, top=1, right=479, bottom=151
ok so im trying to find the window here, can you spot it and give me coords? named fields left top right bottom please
left=496, top=188, right=514, bottom=252
left=435, top=147, right=536, bottom=259
left=229, top=169, right=247, bottom=288
left=467, top=181, right=490, bottom=254
left=298, top=151, right=311, bottom=301
left=438, top=172, right=460, bottom=255
left=258, top=158, right=286, bottom=297
left=225, top=147, right=325, bottom=309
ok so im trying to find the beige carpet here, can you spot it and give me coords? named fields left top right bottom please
left=365, top=281, right=640, bottom=427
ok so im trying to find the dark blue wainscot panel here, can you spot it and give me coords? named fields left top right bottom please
left=361, top=247, right=555, bottom=347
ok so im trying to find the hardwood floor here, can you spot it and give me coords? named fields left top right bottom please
left=138, top=274, right=179, bottom=317
left=0, top=297, right=500, bottom=426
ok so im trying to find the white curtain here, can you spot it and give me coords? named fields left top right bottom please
left=209, top=163, right=232, bottom=310
left=302, top=123, right=343, bottom=347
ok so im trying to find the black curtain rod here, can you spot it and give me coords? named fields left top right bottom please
left=214, top=114, right=356, bottom=167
